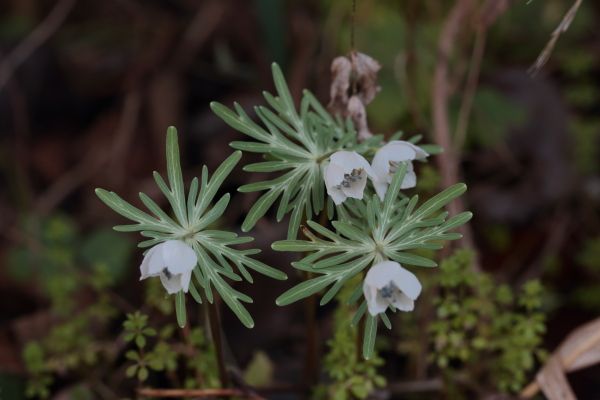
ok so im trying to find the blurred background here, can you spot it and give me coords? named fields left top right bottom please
left=1, top=0, right=599, bottom=398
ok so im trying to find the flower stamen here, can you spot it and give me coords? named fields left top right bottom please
left=335, top=168, right=364, bottom=189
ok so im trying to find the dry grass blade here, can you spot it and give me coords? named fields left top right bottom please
left=521, top=317, right=600, bottom=398
left=528, top=0, right=583, bottom=76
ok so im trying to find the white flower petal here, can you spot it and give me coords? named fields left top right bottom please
left=389, top=263, right=422, bottom=300
left=140, top=245, right=160, bottom=280
left=373, top=179, right=388, bottom=201
left=400, top=169, right=417, bottom=189
left=371, top=139, right=428, bottom=198
left=147, top=244, right=166, bottom=276
left=330, top=151, right=362, bottom=169
left=364, top=261, right=400, bottom=289
left=180, top=270, right=192, bottom=293
left=363, top=283, right=388, bottom=316
left=160, top=272, right=183, bottom=294
left=388, top=141, right=428, bottom=160
left=324, top=163, right=347, bottom=205
left=162, top=240, right=197, bottom=274
left=391, top=291, right=415, bottom=311
left=331, top=151, right=375, bottom=178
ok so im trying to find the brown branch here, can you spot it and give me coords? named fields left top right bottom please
left=0, top=0, right=77, bottom=91
left=528, top=0, right=583, bottom=76
left=137, top=387, right=265, bottom=399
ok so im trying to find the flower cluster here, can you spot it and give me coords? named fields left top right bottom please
left=323, top=141, right=428, bottom=316
left=324, top=141, right=429, bottom=205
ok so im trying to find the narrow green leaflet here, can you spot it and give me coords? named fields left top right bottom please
left=363, top=314, right=378, bottom=360
left=95, top=127, right=286, bottom=328
left=175, top=291, right=186, bottom=328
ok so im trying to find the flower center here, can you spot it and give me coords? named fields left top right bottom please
left=162, top=267, right=172, bottom=280
left=335, top=168, right=364, bottom=189
left=380, top=282, right=398, bottom=301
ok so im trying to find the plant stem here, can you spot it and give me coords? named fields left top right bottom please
left=303, top=271, right=319, bottom=391
left=206, top=298, right=230, bottom=390
left=356, top=306, right=366, bottom=361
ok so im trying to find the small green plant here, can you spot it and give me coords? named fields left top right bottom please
left=21, top=263, right=119, bottom=398
left=430, top=250, right=546, bottom=394
left=95, top=128, right=287, bottom=328
left=121, top=310, right=219, bottom=387
left=316, top=277, right=386, bottom=400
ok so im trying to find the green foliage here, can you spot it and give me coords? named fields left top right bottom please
left=121, top=310, right=219, bottom=386
left=23, top=343, right=53, bottom=399
left=430, top=250, right=546, bottom=394
left=273, top=164, right=471, bottom=358
left=315, top=279, right=385, bottom=400
left=7, top=214, right=133, bottom=288
left=95, top=127, right=286, bottom=328
left=183, top=327, right=220, bottom=389
left=22, top=264, right=118, bottom=398
left=123, top=311, right=157, bottom=349
left=211, top=63, right=384, bottom=239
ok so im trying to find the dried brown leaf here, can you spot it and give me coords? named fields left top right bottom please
left=350, top=51, right=381, bottom=105
left=536, top=357, right=576, bottom=400
left=522, top=317, right=600, bottom=399
left=329, top=56, right=352, bottom=115
left=327, top=51, right=381, bottom=142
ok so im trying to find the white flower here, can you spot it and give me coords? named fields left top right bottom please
left=140, top=240, right=197, bottom=294
left=363, top=260, right=422, bottom=316
left=324, top=151, right=375, bottom=205
left=371, top=141, right=428, bottom=200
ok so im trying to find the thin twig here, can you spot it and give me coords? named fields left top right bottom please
left=528, top=0, right=583, bottom=76
left=0, top=0, right=77, bottom=91
left=137, top=387, right=265, bottom=399
left=387, top=378, right=444, bottom=393
left=350, top=0, right=357, bottom=50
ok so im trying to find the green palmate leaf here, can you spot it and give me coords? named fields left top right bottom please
left=96, top=127, right=285, bottom=328
left=211, top=63, right=370, bottom=239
